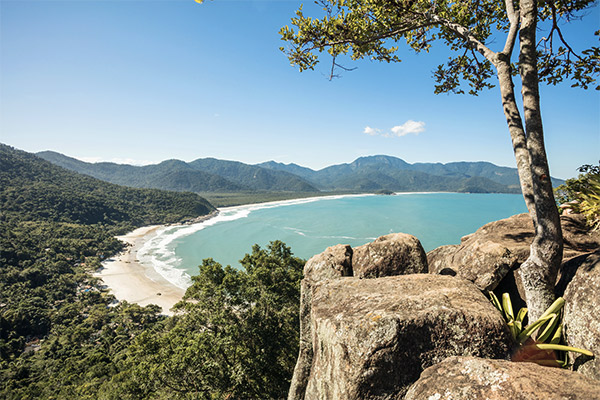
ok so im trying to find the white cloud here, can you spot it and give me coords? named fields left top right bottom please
left=364, top=120, right=426, bottom=138
left=390, top=120, right=426, bottom=136
left=363, top=126, right=381, bottom=136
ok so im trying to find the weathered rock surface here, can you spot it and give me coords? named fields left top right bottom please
left=303, top=244, right=353, bottom=282
left=404, top=356, right=600, bottom=400
left=290, top=234, right=430, bottom=400
left=352, top=233, right=427, bottom=278
left=303, top=275, right=512, bottom=399
left=289, top=245, right=353, bottom=400
left=561, top=250, right=600, bottom=381
left=428, top=239, right=518, bottom=292
left=427, top=213, right=600, bottom=293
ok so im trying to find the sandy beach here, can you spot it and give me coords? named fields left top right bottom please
left=95, top=225, right=186, bottom=315
left=93, top=195, right=373, bottom=315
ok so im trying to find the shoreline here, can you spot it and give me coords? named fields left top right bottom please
left=95, top=225, right=187, bottom=315
left=93, top=193, right=370, bottom=314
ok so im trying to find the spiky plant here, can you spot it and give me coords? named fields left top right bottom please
left=489, top=292, right=594, bottom=368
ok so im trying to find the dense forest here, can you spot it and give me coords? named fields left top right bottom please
left=1, top=144, right=304, bottom=398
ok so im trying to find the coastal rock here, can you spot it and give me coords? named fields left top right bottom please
left=561, top=213, right=600, bottom=260
left=289, top=244, right=353, bottom=400
left=561, top=250, right=600, bottom=380
left=404, top=356, right=600, bottom=400
left=303, top=244, right=353, bottom=282
left=428, top=238, right=518, bottom=292
left=288, top=279, right=315, bottom=400
left=427, top=213, right=600, bottom=294
left=303, top=274, right=512, bottom=399
left=352, top=233, right=428, bottom=278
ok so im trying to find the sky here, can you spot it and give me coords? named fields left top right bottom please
left=1, top=0, right=598, bottom=180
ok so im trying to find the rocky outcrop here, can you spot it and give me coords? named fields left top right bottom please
left=289, top=214, right=600, bottom=400
left=303, top=244, right=353, bottom=281
left=288, top=244, right=353, bottom=400
left=428, top=239, right=518, bottom=292
left=561, top=250, right=600, bottom=380
left=303, top=275, right=512, bottom=399
left=427, top=213, right=600, bottom=294
left=404, top=356, right=600, bottom=400
left=288, top=236, right=428, bottom=400
left=352, top=233, right=427, bottom=278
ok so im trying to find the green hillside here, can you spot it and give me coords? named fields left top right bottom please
left=37, top=151, right=318, bottom=193
left=1, top=144, right=301, bottom=399
left=0, top=144, right=215, bottom=386
left=5, top=146, right=214, bottom=229
left=259, top=155, right=525, bottom=193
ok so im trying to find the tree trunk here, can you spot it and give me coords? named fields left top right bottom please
left=495, top=55, right=537, bottom=221
left=517, top=0, right=564, bottom=322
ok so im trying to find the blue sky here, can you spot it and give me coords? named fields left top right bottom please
left=1, top=0, right=598, bottom=179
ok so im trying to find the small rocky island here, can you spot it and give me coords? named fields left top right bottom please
left=288, top=213, right=600, bottom=399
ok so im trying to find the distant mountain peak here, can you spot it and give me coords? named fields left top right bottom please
left=34, top=149, right=566, bottom=195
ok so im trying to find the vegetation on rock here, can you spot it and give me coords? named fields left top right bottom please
left=489, top=292, right=594, bottom=368
left=555, top=163, right=600, bottom=230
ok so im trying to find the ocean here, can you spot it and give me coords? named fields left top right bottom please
left=137, top=193, right=528, bottom=289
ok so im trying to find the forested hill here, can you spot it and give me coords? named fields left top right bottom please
left=37, top=150, right=318, bottom=193
left=36, top=150, right=539, bottom=194
left=1, top=144, right=304, bottom=399
left=3, top=144, right=215, bottom=229
left=259, top=155, right=565, bottom=192
left=0, top=144, right=216, bottom=397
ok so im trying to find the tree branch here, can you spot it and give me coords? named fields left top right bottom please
left=328, top=56, right=358, bottom=80
left=502, top=0, right=520, bottom=56
left=550, top=2, right=584, bottom=61
left=423, top=13, right=497, bottom=63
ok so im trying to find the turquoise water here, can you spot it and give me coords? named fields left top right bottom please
left=137, top=193, right=527, bottom=288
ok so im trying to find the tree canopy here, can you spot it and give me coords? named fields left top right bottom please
left=106, top=241, right=304, bottom=399
left=280, top=0, right=599, bottom=92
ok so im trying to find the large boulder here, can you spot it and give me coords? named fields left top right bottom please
left=289, top=234, right=431, bottom=400
left=561, top=250, right=600, bottom=380
left=303, top=274, right=513, bottom=399
left=289, top=244, right=353, bottom=400
left=428, top=213, right=600, bottom=294
left=428, top=239, right=518, bottom=292
left=303, top=244, right=353, bottom=282
left=561, top=214, right=600, bottom=260
left=404, top=356, right=600, bottom=400
left=427, top=214, right=531, bottom=291
left=352, top=233, right=428, bottom=278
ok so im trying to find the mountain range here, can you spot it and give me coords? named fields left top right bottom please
left=36, top=151, right=564, bottom=194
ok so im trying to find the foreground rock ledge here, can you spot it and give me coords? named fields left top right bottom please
left=562, top=250, right=600, bottom=380
left=302, top=274, right=512, bottom=399
left=404, top=356, right=600, bottom=400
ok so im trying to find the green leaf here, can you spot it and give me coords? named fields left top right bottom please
left=537, top=314, right=560, bottom=343
left=550, top=324, right=563, bottom=344
left=502, top=293, right=514, bottom=321
left=516, top=307, right=528, bottom=324
left=517, top=314, right=554, bottom=344
left=534, top=343, right=594, bottom=357
left=539, top=297, right=565, bottom=320
left=489, top=291, right=502, bottom=313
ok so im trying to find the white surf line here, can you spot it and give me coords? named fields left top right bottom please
left=137, top=193, right=376, bottom=288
